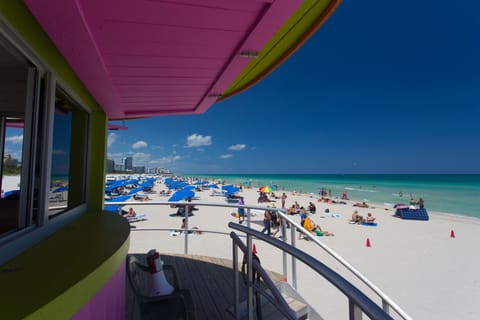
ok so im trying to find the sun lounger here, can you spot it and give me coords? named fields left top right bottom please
left=126, top=213, right=147, bottom=223
left=394, top=207, right=429, bottom=221
left=210, top=190, right=226, bottom=196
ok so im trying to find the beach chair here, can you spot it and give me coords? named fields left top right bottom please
left=126, top=213, right=147, bottom=223
left=126, top=255, right=195, bottom=319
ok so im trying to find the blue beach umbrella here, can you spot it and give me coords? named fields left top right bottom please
left=168, top=189, right=195, bottom=202
left=127, top=187, right=144, bottom=195
left=225, top=187, right=240, bottom=196
left=53, top=186, right=68, bottom=193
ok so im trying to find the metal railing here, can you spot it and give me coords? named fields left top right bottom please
left=106, top=200, right=413, bottom=320
left=230, top=223, right=393, bottom=320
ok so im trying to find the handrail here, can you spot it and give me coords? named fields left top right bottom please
left=273, top=208, right=413, bottom=320
left=106, top=199, right=412, bottom=319
left=231, top=231, right=297, bottom=320
left=229, top=222, right=393, bottom=320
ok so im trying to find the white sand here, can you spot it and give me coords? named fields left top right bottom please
left=126, top=182, right=480, bottom=320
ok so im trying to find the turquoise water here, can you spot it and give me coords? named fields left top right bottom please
left=186, top=174, right=480, bottom=218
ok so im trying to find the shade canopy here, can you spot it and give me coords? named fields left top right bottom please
left=168, top=189, right=195, bottom=202
left=24, top=0, right=341, bottom=120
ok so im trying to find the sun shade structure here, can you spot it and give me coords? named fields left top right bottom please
left=24, top=0, right=341, bottom=120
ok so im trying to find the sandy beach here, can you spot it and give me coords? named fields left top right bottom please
left=122, top=179, right=480, bottom=320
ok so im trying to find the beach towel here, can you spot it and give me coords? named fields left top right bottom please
left=322, top=212, right=342, bottom=218
left=361, top=222, right=378, bottom=227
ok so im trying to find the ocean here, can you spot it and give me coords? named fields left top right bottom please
left=186, top=174, right=480, bottom=219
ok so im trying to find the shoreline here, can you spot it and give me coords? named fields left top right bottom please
left=185, top=173, right=480, bottom=219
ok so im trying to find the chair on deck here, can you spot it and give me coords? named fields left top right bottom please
left=126, top=255, right=195, bottom=319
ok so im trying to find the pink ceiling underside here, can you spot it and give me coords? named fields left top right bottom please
left=24, top=0, right=303, bottom=119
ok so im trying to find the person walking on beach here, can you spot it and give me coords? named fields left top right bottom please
left=237, top=197, right=245, bottom=224
left=261, top=208, right=272, bottom=235
left=281, top=192, right=287, bottom=209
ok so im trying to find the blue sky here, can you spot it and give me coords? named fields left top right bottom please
left=105, top=1, right=478, bottom=174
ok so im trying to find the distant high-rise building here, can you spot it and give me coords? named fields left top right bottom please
left=124, top=157, right=133, bottom=171
left=106, top=159, right=115, bottom=173
left=133, top=166, right=145, bottom=174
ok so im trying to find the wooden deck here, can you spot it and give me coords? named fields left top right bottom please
left=126, top=253, right=285, bottom=319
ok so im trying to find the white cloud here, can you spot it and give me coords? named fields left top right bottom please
left=220, top=154, right=233, bottom=159
left=132, top=140, right=148, bottom=149
left=107, top=133, right=118, bottom=148
left=186, top=134, right=212, bottom=148
left=6, top=135, right=23, bottom=144
left=151, top=155, right=182, bottom=164
left=133, top=152, right=151, bottom=165
left=228, top=144, right=246, bottom=151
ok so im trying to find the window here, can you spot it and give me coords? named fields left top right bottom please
left=0, top=31, right=89, bottom=240
left=48, top=89, right=88, bottom=218
left=0, top=36, right=32, bottom=236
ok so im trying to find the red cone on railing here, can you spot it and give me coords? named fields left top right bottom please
left=366, top=238, right=371, bottom=248
left=252, top=244, right=257, bottom=254
left=450, top=229, right=455, bottom=238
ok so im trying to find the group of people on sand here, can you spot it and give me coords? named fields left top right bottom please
left=350, top=210, right=376, bottom=225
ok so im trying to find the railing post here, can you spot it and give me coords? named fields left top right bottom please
left=246, top=234, right=253, bottom=320
left=246, top=208, right=251, bottom=228
left=290, top=222, right=297, bottom=290
left=349, top=299, right=363, bottom=320
left=232, top=240, right=239, bottom=319
left=382, top=299, right=390, bottom=315
left=281, top=214, right=287, bottom=278
left=184, top=204, right=189, bottom=254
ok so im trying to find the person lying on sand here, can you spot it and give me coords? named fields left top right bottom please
left=300, top=214, right=334, bottom=238
left=353, top=201, right=369, bottom=208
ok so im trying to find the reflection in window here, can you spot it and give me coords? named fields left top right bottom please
left=48, top=90, right=88, bottom=218
left=0, top=120, right=24, bottom=235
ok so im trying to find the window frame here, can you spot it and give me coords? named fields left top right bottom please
left=0, top=21, right=92, bottom=260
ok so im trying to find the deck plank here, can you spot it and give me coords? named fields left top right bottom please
left=126, top=254, right=285, bottom=319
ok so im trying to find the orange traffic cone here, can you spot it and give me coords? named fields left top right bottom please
left=366, top=238, right=371, bottom=248
left=450, top=230, right=455, bottom=238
